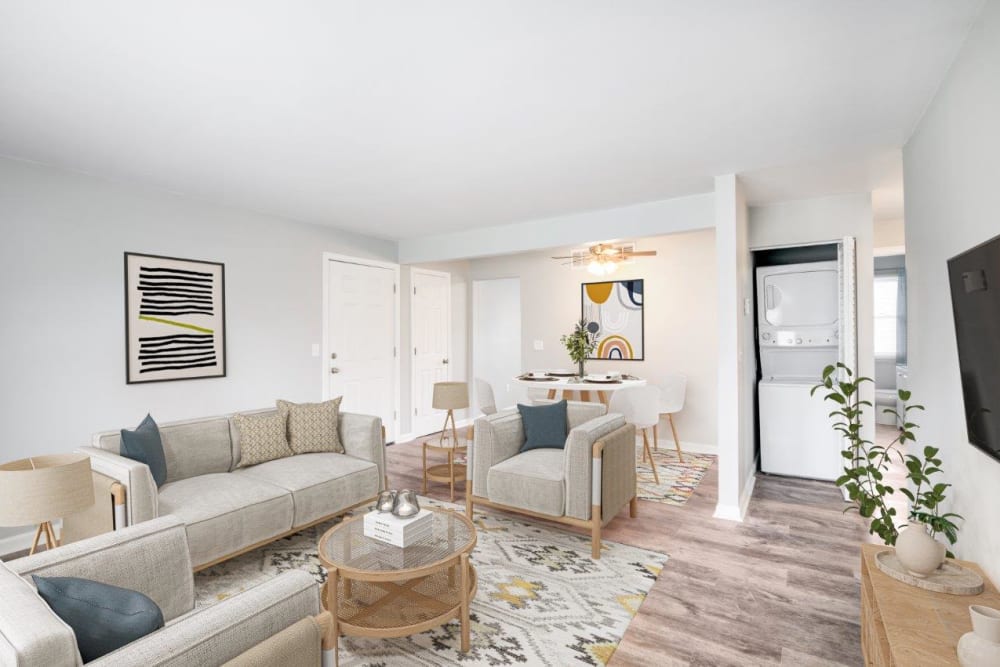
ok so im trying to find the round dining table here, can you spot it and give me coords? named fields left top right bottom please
left=512, top=374, right=647, bottom=406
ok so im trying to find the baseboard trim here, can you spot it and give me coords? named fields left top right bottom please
left=653, top=439, right=717, bottom=455
left=712, top=459, right=758, bottom=522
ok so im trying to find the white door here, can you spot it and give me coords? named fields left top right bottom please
left=326, top=259, right=398, bottom=441
left=411, top=268, right=451, bottom=436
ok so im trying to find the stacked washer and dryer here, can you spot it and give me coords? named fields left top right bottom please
left=757, top=260, right=843, bottom=481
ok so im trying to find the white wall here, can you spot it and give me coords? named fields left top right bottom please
left=0, top=156, right=396, bottom=543
left=903, top=0, right=1000, bottom=582
left=714, top=174, right=755, bottom=520
left=468, top=229, right=719, bottom=449
left=472, top=278, right=522, bottom=411
left=398, top=193, right=715, bottom=264
left=874, top=218, right=905, bottom=251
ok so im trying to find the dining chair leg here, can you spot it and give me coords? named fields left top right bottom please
left=422, top=442, right=428, bottom=494
left=668, top=414, right=684, bottom=463
left=642, top=428, right=660, bottom=485
left=653, top=422, right=659, bottom=451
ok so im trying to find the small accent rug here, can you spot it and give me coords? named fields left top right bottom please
left=636, top=445, right=715, bottom=506
left=194, top=498, right=666, bottom=666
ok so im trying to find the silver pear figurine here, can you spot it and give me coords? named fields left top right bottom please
left=393, top=489, right=420, bottom=518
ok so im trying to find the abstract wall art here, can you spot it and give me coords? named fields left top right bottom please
left=581, top=279, right=644, bottom=360
left=125, top=252, right=226, bottom=383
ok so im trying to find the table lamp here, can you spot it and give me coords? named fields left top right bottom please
left=432, top=381, right=469, bottom=446
left=0, top=453, right=94, bottom=554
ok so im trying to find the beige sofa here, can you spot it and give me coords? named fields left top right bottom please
left=0, top=516, right=332, bottom=666
left=78, top=409, right=386, bottom=569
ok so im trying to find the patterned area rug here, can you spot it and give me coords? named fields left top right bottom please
left=194, top=498, right=667, bottom=666
left=636, top=444, right=715, bottom=506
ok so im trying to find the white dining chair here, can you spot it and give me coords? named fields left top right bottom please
left=655, top=374, right=687, bottom=463
left=608, top=385, right=661, bottom=485
left=474, top=377, right=498, bottom=415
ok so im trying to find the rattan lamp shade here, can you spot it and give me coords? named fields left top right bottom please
left=432, top=382, right=469, bottom=410
left=0, top=453, right=94, bottom=526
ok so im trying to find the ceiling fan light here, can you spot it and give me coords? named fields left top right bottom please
left=604, top=260, right=618, bottom=274
left=587, top=259, right=605, bottom=276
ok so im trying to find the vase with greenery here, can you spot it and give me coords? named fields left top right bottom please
left=561, top=319, right=597, bottom=378
left=812, top=363, right=961, bottom=557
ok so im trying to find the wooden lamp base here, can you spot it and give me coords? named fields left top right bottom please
left=29, top=520, right=59, bottom=555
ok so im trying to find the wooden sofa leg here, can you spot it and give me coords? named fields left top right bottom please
left=630, top=496, right=638, bottom=518
left=591, top=504, right=602, bottom=559
left=465, top=479, right=474, bottom=519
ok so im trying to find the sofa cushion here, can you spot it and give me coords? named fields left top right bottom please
left=277, top=398, right=344, bottom=454
left=517, top=400, right=568, bottom=452
left=0, top=561, right=80, bottom=666
left=233, top=412, right=293, bottom=468
left=158, top=474, right=293, bottom=568
left=487, top=448, right=565, bottom=517
left=120, top=414, right=168, bottom=487
left=33, top=575, right=164, bottom=663
left=235, top=453, right=379, bottom=526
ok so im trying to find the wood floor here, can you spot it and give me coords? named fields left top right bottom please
left=388, top=433, right=876, bottom=667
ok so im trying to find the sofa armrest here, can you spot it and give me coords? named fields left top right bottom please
left=563, top=415, right=629, bottom=521
left=9, top=515, right=194, bottom=623
left=77, top=446, right=158, bottom=526
left=339, top=412, right=386, bottom=491
left=0, top=561, right=81, bottom=667
left=89, top=571, right=321, bottom=667
left=469, top=410, right=524, bottom=493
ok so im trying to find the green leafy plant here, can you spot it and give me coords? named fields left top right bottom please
left=812, top=363, right=961, bottom=552
left=560, top=319, right=597, bottom=376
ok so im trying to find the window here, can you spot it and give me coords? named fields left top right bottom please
left=874, top=273, right=901, bottom=359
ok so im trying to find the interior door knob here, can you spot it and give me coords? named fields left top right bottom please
left=442, top=358, right=449, bottom=364
left=330, top=368, right=340, bottom=374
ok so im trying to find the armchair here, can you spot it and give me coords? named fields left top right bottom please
left=465, top=402, right=637, bottom=558
left=0, top=515, right=334, bottom=666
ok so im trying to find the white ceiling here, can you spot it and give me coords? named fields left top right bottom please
left=0, top=1, right=983, bottom=240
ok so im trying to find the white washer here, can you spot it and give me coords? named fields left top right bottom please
left=759, top=379, right=842, bottom=481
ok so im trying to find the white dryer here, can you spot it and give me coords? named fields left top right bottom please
left=756, top=261, right=842, bottom=481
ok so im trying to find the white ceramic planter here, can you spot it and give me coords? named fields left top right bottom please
left=958, top=605, right=1000, bottom=666
left=895, top=523, right=945, bottom=577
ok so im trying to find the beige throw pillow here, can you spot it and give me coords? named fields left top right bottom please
left=234, top=412, right=293, bottom=468
left=277, top=397, right=344, bottom=454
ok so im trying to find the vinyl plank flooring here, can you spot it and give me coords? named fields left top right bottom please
left=386, top=432, right=874, bottom=666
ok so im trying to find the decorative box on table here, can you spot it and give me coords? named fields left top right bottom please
left=363, top=509, right=433, bottom=547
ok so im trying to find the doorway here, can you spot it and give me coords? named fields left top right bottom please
left=410, top=268, right=452, bottom=436
left=472, top=278, right=522, bottom=412
left=323, top=254, right=400, bottom=442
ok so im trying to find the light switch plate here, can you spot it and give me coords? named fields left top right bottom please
left=311, top=343, right=320, bottom=357
left=533, top=339, right=544, bottom=351
left=744, top=297, right=752, bottom=315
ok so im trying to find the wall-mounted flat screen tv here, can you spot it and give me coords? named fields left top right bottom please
left=948, top=233, right=1000, bottom=463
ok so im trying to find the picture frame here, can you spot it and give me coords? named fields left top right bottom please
left=124, top=252, right=227, bottom=384
left=581, top=279, right=644, bottom=360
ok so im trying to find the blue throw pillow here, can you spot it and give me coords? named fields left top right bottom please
left=32, top=575, right=165, bottom=662
left=517, top=400, right=569, bottom=452
left=120, top=414, right=167, bottom=487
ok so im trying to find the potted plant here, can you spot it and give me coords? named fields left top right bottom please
left=561, top=319, right=598, bottom=378
left=812, top=363, right=961, bottom=576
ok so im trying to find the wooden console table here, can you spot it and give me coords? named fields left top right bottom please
left=861, top=543, right=1000, bottom=665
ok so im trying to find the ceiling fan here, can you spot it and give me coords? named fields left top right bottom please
left=551, top=243, right=657, bottom=276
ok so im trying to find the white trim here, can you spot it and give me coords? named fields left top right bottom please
left=409, top=267, right=452, bottom=437
left=653, top=439, right=718, bottom=455
left=713, top=459, right=758, bottom=521
left=322, top=252, right=401, bottom=442
left=874, top=244, right=905, bottom=257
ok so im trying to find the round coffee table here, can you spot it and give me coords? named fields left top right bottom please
left=317, top=507, right=477, bottom=665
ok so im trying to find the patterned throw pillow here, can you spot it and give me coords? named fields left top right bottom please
left=277, top=397, right=344, bottom=454
left=233, top=412, right=294, bottom=467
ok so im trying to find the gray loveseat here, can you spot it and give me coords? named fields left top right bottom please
left=78, top=409, right=386, bottom=569
left=0, top=515, right=332, bottom=666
